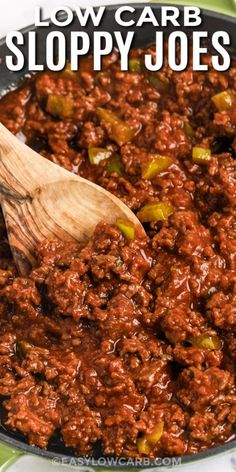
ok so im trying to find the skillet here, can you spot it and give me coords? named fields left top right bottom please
left=0, top=2, right=236, bottom=469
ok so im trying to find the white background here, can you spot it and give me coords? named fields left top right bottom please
left=1, top=0, right=236, bottom=471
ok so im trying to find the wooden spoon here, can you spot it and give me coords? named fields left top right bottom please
left=0, top=124, right=144, bottom=276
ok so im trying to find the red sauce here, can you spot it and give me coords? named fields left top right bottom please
left=0, top=46, right=235, bottom=458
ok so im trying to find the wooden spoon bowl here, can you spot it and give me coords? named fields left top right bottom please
left=0, top=124, right=144, bottom=275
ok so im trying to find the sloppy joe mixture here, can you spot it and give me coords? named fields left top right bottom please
left=0, top=46, right=235, bottom=459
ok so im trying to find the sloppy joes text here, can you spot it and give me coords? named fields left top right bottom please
left=5, top=6, right=231, bottom=72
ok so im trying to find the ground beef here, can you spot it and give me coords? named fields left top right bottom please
left=0, top=45, right=235, bottom=459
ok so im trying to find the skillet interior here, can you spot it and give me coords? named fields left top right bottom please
left=0, top=3, right=236, bottom=467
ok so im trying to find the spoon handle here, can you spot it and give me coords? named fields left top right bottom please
left=0, top=124, right=74, bottom=274
left=0, top=123, right=72, bottom=201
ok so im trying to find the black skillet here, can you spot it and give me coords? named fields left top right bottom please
left=0, top=3, right=235, bottom=469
